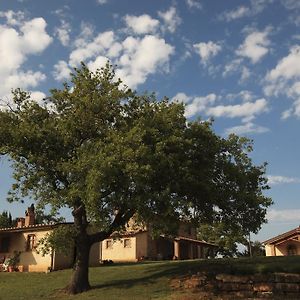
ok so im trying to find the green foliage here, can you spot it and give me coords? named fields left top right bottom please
left=37, top=225, right=76, bottom=256
left=198, top=222, right=248, bottom=257
left=0, top=62, right=272, bottom=284
left=6, top=250, right=21, bottom=267
left=35, top=209, right=65, bottom=225
left=0, top=211, right=13, bottom=228
left=239, top=240, right=266, bottom=257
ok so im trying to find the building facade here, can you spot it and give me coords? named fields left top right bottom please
left=102, top=221, right=217, bottom=262
left=0, top=207, right=217, bottom=272
left=0, top=205, right=101, bottom=272
left=263, top=226, right=300, bottom=256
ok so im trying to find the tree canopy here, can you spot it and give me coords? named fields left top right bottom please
left=0, top=63, right=272, bottom=293
left=0, top=211, right=13, bottom=228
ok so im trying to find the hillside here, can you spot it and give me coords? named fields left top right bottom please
left=1, top=256, right=300, bottom=299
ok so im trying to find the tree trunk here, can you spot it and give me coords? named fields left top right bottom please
left=66, top=206, right=91, bottom=294
left=64, top=205, right=134, bottom=294
left=66, top=235, right=91, bottom=294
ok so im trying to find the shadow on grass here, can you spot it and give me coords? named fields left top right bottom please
left=91, top=256, right=300, bottom=291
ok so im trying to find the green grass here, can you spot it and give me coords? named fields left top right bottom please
left=1, top=256, right=300, bottom=300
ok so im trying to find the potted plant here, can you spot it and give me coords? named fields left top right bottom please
left=6, top=251, right=21, bottom=272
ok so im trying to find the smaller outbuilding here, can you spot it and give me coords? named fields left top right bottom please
left=263, top=226, right=300, bottom=256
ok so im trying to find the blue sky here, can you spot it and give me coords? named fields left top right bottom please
left=0, top=0, right=300, bottom=242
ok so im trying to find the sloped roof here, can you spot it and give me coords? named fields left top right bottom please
left=108, top=230, right=217, bottom=247
left=263, top=226, right=300, bottom=245
left=175, top=236, right=218, bottom=247
left=0, top=222, right=73, bottom=233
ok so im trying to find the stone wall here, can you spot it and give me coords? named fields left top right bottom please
left=171, top=272, right=300, bottom=299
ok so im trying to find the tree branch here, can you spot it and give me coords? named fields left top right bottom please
left=89, top=208, right=134, bottom=244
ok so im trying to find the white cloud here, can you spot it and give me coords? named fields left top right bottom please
left=171, top=92, right=191, bottom=104
left=5, top=70, right=46, bottom=89
left=96, top=0, right=108, bottom=5
left=30, top=91, right=46, bottom=105
left=266, top=45, right=300, bottom=82
left=236, top=29, right=271, bottom=63
left=221, top=6, right=250, bottom=21
left=281, top=0, right=300, bottom=10
left=54, top=28, right=174, bottom=89
left=267, top=209, right=300, bottom=222
left=186, top=0, right=202, bottom=10
left=223, top=60, right=251, bottom=82
left=158, top=6, right=181, bottom=33
left=21, top=18, right=53, bottom=53
left=69, top=30, right=115, bottom=66
left=87, top=56, right=108, bottom=72
left=0, top=13, right=52, bottom=100
left=225, top=122, right=269, bottom=135
left=74, top=22, right=94, bottom=48
left=172, top=93, right=217, bottom=118
left=0, top=10, right=25, bottom=26
left=219, top=0, right=273, bottom=21
left=207, top=98, right=268, bottom=119
left=267, top=175, right=300, bottom=185
left=185, top=94, right=217, bottom=118
left=124, top=14, right=159, bottom=35
left=223, top=58, right=243, bottom=77
left=53, top=60, right=72, bottom=81
left=116, top=35, right=174, bottom=88
left=280, top=0, right=300, bottom=25
left=281, top=108, right=293, bottom=119
left=241, top=66, right=251, bottom=82
left=225, top=90, right=255, bottom=102
left=54, top=20, right=71, bottom=46
left=171, top=92, right=268, bottom=122
left=193, top=41, right=221, bottom=65
left=264, top=45, right=300, bottom=118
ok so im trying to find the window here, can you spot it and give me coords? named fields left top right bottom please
left=26, top=234, right=35, bottom=251
left=124, top=238, right=131, bottom=248
left=106, top=240, right=113, bottom=249
left=0, top=237, right=10, bottom=253
left=287, top=244, right=297, bottom=256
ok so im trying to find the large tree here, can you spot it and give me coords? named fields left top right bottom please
left=0, top=63, right=271, bottom=294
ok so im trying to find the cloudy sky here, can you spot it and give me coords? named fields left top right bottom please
left=1, top=0, right=300, bottom=241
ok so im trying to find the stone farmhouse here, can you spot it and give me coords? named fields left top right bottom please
left=102, top=219, right=217, bottom=262
left=0, top=205, right=100, bottom=272
left=263, top=226, right=300, bottom=256
left=0, top=206, right=216, bottom=272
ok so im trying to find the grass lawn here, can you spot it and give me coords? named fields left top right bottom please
left=1, top=256, right=300, bottom=300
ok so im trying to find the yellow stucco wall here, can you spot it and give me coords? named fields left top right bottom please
left=53, top=250, right=73, bottom=271
left=265, top=244, right=274, bottom=256
left=102, top=236, right=137, bottom=262
left=1, top=228, right=102, bottom=272
left=4, top=231, right=53, bottom=272
left=89, top=242, right=101, bottom=266
left=276, top=241, right=300, bottom=256
left=135, top=232, right=148, bottom=259
left=265, top=241, right=300, bottom=256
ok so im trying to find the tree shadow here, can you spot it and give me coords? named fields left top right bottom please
left=90, top=260, right=212, bottom=291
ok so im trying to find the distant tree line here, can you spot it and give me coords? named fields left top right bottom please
left=197, top=222, right=265, bottom=257
left=0, top=211, right=14, bottom=228
left=0, top=209, right=65, bottom=228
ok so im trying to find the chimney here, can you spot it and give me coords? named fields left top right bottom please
left=17, top=217, right=25, bottom=228
left=25, top=204, right=35, bottom=226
